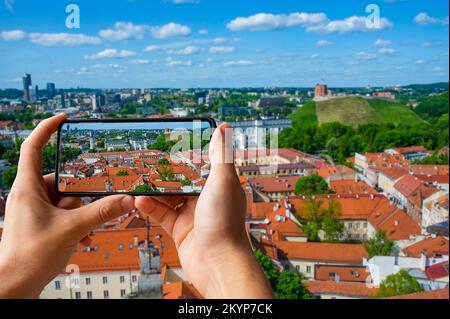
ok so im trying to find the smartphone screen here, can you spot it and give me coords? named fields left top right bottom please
left=55, top=118, right=216, bottom=196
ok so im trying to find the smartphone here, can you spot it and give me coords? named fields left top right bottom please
left=55, top=118, right=216, bottom=196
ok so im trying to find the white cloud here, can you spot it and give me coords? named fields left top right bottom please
left=75, top=67, right=94, bottom=76
left=227, top=12, right=393, bottom=34
left=198, top=29, right=208, bottom=35
left=144, top=45, right=161, bottom=52
left=307, top=16, right=393, bottom=34
left=85, top=49, right=136, bottom=60
left=311, top=53, right=320, bottom=59
left=227, top=12, right=327, bottom=31
left=414, top=59, right=425, bottom=64
left=378, top=47, right=398, bottom=56
left=29, top=33, right=101, bottom=46
left=316, top=40, right=332, bottom=46
left=432, top=66, right=444, bottom=72
left=373, top=39, right=391, bottom=47
left=209, top=46, right=235, bottom=54
left=99, top=22, right=148, bottom=41
left=1, top=29, right=26, bottom=40
left=167, top=59, right=193, bottom=66
left=151, top=23, right=191, bottom=39
left=91, top=63, right=126, bottom=69
left=355, top=51, right=377, bottom=61
left=421, top=41, right=442, bottom=48
left=130, top=59, right=150, bottom=65
left=223, top=60, right=253, bottom=67
left=169, top=45, right=200, bottom=55
left=414, top=12, right=449, bottom=26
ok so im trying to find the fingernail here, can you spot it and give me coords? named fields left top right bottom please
left=121, top=196, right=136, bottom=212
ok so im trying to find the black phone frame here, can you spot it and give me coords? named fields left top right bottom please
left=55, top=117, right=217, bottom=197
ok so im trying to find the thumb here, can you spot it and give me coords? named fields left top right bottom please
left=72, top=195, right=135, bottom=235
left=209, top=123, right=235, bottom=171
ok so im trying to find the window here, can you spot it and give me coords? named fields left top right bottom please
left=355, top=234, right=360, bottom=239
left=306, top=266, right=312, bottom=273
left=103, top=290, right=109, bottom=299
left=129, top=243, right=134, bottom=250
left=75, top=292, right=81, bottom=299
left=355, top=223, right=360, bottom=229
left=55, top=281, right=61, bottom=290
left=85, top=277, right=91, bottom=285
left=87, top=291, right=93, bottom=299
left=120, top=289, right=126, bottom=298
left=132, top=275, right=137, bottom=282
left=118, top=244, right=123, bottom=251
left=329, top=272, right=336, bottom=278
left=120, top=276, right=125, bottom=284
left=363, top=223, right=368, bottom=229
left=295, top=265, right=300, bottom=272
left=348, top=223, right=353, bottom=229
left=102, top=276, right=108, bottom=284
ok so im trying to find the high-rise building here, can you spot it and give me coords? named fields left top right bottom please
left=22, top=74, right=32, bottom=101
left=314, top=83, right=329, bottom=97
left=29, top=85, right=38, bottom=102
left=47, top=83, right=56, bottom=99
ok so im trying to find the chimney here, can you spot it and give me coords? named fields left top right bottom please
left=394, top=253, right=399, bottom=266
left=420, top=250, right=427, bottom=271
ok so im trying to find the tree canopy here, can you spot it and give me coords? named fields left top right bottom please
left=294, top=175, right=330, bottom=196
left=373, top=270, right=423, bottom=299
left=364, top=230, right=395, bottom=258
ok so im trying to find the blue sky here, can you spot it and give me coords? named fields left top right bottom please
left=0, top=0, right=448, bottom=88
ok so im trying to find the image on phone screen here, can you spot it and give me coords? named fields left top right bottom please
left=56, top=119, right=216, bottom=196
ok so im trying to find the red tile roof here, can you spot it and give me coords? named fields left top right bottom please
left=329, top=180, right=377, bottom=195
left=392, top=146, right=427, bottom=155
left=67, top=228, right=180, bottom=273
left=425, top=261, right=449, bottom=280
left=410, top=165, right=449, bottom=176
left=403, top=237, right=449, bottom=258
left=304, top=281, right=378, bottom=298
left=163, top=281, right=203, bottom=299
left=315, top=265, right=370, bottom=283
left=385, top=288, right=449, bottom=299
left=379, top=168, right=409, bottom=181
left=394, top=174, right=424, bottom=198
left=317, top=165, right=355, bottom=180
left=275, top=241, right=367, bottom=264
left=249, top=176, right=299, bottom=193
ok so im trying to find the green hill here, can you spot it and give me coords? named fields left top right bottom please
left=294, top=97, right=425, bottom=128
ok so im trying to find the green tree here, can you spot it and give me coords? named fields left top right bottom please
left=364, top=230, right=394, bottom=258
left=2, top=165, right=18, bottom=188
left=158, top=165, right=174, bottom=181
left=132, top=184, right=155, bottom=193
left=254, top=249, right=279, bottom=290
left=297, top=199, right=343, bottom=242
left=373, top=270, right=423, bottom=299
left=42, top=144, right=57, bottom=174
left=294, top=175, right=330, bottom=196
left=150, top=134, right=175, bottom=152
left=275, top=270, right=312, bottom=299
left=116, top=171, right=130, bottom=176
left=254, top=250, right=312, bottom=299
left=2, top=149, right=18, bottom=164
left=158, top=158, right=170, bottom=166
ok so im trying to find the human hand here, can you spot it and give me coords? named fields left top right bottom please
left=0, top=113, right=136, bottom=299
left=135, top=124, right=274, bottom=299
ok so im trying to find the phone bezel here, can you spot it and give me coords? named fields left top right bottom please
left=55, top=117, right=217, bottom=197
